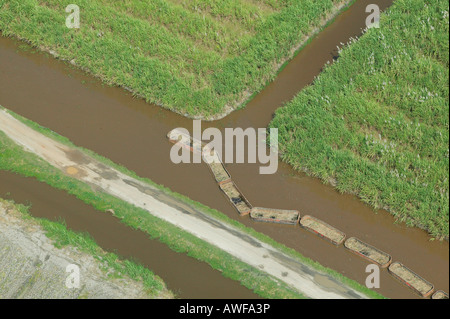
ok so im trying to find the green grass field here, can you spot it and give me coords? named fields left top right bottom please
left=0, top=0, right=349, bottom=118
left=270, top=0, right=449, bottom=239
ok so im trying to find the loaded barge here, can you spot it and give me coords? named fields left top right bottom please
left=167, top=128, right=204, bottom=154
left=167, top=129, right=231, bottom=183
left=202, top=148, right=231, bottom=183
left=431, top=291, right=449, bottom=299
left=300, top=215, right=346, bottom=246
left=250, top=207, right=300, bottom=225
left=219, top=180, right=252, bottom=216
left=388, top=262, right=434, bottom=298
left=167, top=129, right=251, bottom=215
left=344, top=237, right=392, bottom=268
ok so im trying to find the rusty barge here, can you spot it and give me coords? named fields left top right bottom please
left=388, top=262, right=434, bottom=298
left=344, top=237, right=392, bottom=268
left=219, top=180, right=252, bottom=216
left=299, top=215, right=346, bottom=246
left=250, top=207, right=300, bottom=225
left=431, top=290, right=449, bottom=299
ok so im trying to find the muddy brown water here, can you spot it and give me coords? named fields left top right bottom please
left=0, top=0, right=448, bottom=299
left=0, top=170, right=261, bottom=299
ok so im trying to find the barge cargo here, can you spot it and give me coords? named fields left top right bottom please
left=388, top=262, right=434, bottom=298
left=299, top=215, right=346, bottom=245
left=344, top=237, right=392, bottom=268
left=219, top=180, right=252, bottom=216
left=202, top=148, right=231, bottom=183
left=431, top=290, right=449, bottom=299
left=167, top=129, right=204, bottom=154
left=250, top=207, right=300, bottom=225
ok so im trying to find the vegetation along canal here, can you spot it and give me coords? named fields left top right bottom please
left=0, top=0, right=447, bottom=299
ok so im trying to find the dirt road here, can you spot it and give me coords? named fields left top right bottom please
left=0, top=109, right=369, bottom=299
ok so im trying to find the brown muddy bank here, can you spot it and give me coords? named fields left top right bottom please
left=0, top=170, right=260, bottom=299
left=0, top=0, right=448, bottom=299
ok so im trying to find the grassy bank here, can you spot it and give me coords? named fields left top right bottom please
left=0, top=107, right=383, bottom=299
left=0, top=198, right=173, bottom=298
left=270, top=0, right=449, bottom=239
left=0, top=0, right=350, bottom=118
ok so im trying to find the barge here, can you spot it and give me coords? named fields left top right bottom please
left=431, top=290, right=449, bottom=299
left=250, top=207, right=300, bottom=225
left=167, top=130, right=231, bottom=183
left=219, top=180, right=252, bottom=215
left=388, top=262, right=434, bottom=298
left=344, top=237, right=392, bottom=268
left=299, top=215, right=346, bottom=245
left=202, top=148, right=231, bottom=183
left=167, top=129, right=203, bottom=154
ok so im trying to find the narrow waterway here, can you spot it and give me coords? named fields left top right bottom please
left=0, top=0, right=448, bottom=299
left=0, top=170, right=261, bottom=299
